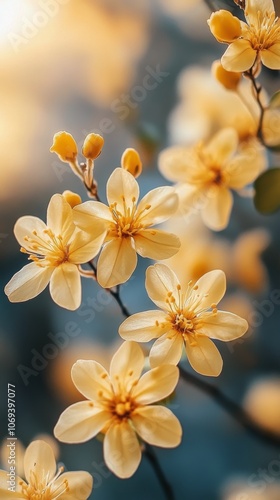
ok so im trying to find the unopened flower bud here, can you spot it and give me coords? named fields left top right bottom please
left=208, top=10, right=242, bottom=43
left=212, top=60, right=241, bottom=90
left=121, top=148, right=142, bottom=178
left=50, top=131, right=78, bottom=162
left=82, top=133, right=104, bottom=160
left=62, top=190, right=82, bottom=208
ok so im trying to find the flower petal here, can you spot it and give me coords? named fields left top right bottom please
left=201, top=186, right=233, bottom=231
left=208, top=10, right=242, bottom=43
left=24, top=440, right=56, bottom=485
left=110, top=341, right=144, bottom=392
left=104, top=421, right=141, bottom=478
left=106, top=168, right=139, bottom=207
left=134, top=229, right=180, bottom=260
left=132, top=406, right=182, bottom=447
left=190, top=269, right=226, bottom=312
left=149, top=332, right=183, bottom=367
left=71, top=360, right=112, bottom=401
left=145, top=263, right=180, bottom=310
left=14, top=216, right=48, bottom=251
left=158, top=146, right=198, bottom=183
left=0, top=470, right=25, bottom=497
left=49, top=262, right=81, bottom=310
left=47, top=194, right=75, bottom=242
left=222, top=39, right=257, bottom=72
left=175, top=183, right=204, bottom=216
left=198, top=311, right=248, bottom=341
left=97, top=237, right=137, bottom=288
left=119, top=310, right=169, bottom=342
left=73, top=201, right=112, bottom=231
left=184, top=334, right=223, bottom=376
left=68, top=226, right=106, bottom=264
left=261, top=44, right=280, bottom=70
left=132, top=364, right=179, bottom=404
left=55, top=471, right=93, bottom=500
left=136, top=187, right=178, bottom=225
left=4, top=263, right=53, bottom=302
left=204, top=128, right=238, bottom=166
left=54, top=401, right=112, bottom=443
left=245, top=0, right=275, bottom=25
left=226, top=156, right=261, bottom=189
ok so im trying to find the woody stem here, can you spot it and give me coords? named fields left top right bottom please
left=144, top=444, right=176, bottom=500
left=245, top=68, right=266, bottom=144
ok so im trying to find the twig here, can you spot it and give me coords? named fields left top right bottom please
left=144, top=443, right=176, bottom=500
left=245, top=68, right=267, bottom=144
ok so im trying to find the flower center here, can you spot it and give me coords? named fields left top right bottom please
left=21, top=229, right=69, bottom=267
left=20, top=468, right=69, bottom=500
left=246, top=12, right=280, bottom=50
left=108, top=196, right=151, bottom=238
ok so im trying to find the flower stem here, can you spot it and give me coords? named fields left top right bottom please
left=179, top=365, right=280, bottom=448
left=245, top=68, right=266, bottom=144
left=144, top=443, right=175, bottom=500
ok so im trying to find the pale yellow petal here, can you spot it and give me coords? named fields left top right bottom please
left=106, top=168, right=139, bottom=207
left=14, top=216, right=47, bottom=251
left=104, top=422, right=141, bottom=478
left=49, top=263, right=81, bottom=310
left=261, top=44, right=280, bottom=70
left=134, top=229, right=180, bottom=260
left=24, top=440, right=56, bottom=485
left=55, top=471, right=93, bottom=500
left=132, top=364, right=179, bottom=404
left=119, top=310, right=169, bottom=342
left=201, top=187, right=233, bottom=231
left=68, top=226, right=106, bottom=264
left=149, top=333, right=183, bottom=367
left=145, top=263, right=180, bottom=310
left=54, top=401, right=112, bottom=443
left=185, top=334, right=223, bottom=376
left=73, top=201, right=112, bottom=232
left=222, top=39, right=257, bottom=72
left=226, top=156, right=261, bottom=189
left=158, top=146, right=198, bottom=183
left=204, top=128, right=238, bottom=166
left=47, top=194, right=75, bottom=242
left=198, top=311, right=248, bottom=341
left=136, top=187, right=178, bottom=225
left=0, top=471, right=25, bottom=497
left=132, top=406, right=182, bottom=447
left=4, top=263, right=53, bottom=302
left=71, top=360, right=112, bottom=401
left=190, top=269, right=226, bottom=312
left=175, top=183, right=204, bottom=216
left=97, top=237, right=137, bottom=288
left=110, top=341, right=144, bottom=392
left=245, top=0, right=274, bottom=25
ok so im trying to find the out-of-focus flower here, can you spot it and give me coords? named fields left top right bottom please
left=62, top=190, right=82, bottom=208
left=0, top=440, right=93, bottom=499
left=243, top=377, right=280, bottom=435
left=159, top=128, right=261, bottom=230
left=50, top=131, right=78, bottom=163
left=223, top=480, right=280, bottom=500
left=54, top=341, right=182, bottom=479
left=121, top=148, right=142, bottom=178
left=0, top=438, right=25, bottom=479
left=212, top=60, right=241, bottom=91
left=119, top=264, right=248, bottom=376
left=208, top=1, right=280, bottom=72
left=73, top=168, right=180, bottom=288
left=82, top=133, right=104, bottom=160
left=4, top=194, right=107, bottom=310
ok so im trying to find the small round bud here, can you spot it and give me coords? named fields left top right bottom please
left=121, top=148, right=142, bottom=178
left=208, top=10, right=242, bottom=43
left=82, top=133, right=104, bottom=160
left=212, top=60, right=241, bottom=90
left=50, top=131, right=78, bottom=162
left=62, top=190, right=82, bottom=208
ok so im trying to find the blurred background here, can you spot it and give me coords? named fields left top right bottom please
left=1, top=0, right=280, bottom=499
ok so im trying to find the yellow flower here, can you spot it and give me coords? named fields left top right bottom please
left=208, top=1, right=280, bottom=72
left=121, top=148, right=142, bottom=178
left=158, top=127, right=261, bottom=230
left=50, top=131, right=78, bottom=162
left=212, top=60, right=241, bottom=91
left=0, top=440, right=93, bottom=499
left=73, top=168, right=180, bottom=288
left=4, top=194, right=107, bottom=310
left=54, top=341, right=182, bottom=479
left=119, top=264, right=248, bottom=377
left=82, top=133, right=104, bottom=160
